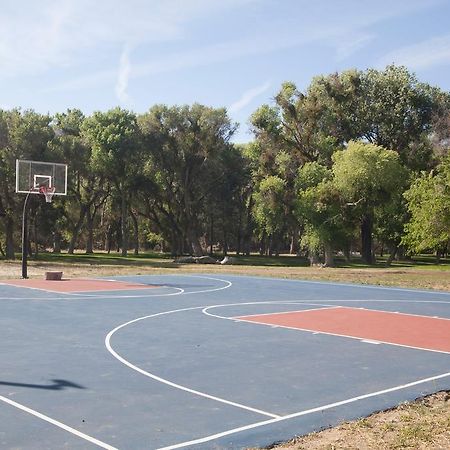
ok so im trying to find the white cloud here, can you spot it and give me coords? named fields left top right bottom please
left=228, top=82, right=271, bottom=114
left=24, top=0, right=446, bottom=96
left=0, top=0, right=255, bottom=78
left=115, top=45, right=132, bottom=105
left=334, top=33, right=375, bottom=61
left=377, top=34, right=450, bottom=70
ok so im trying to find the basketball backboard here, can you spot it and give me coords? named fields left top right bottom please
left=16, top=159, right=67, bottom=196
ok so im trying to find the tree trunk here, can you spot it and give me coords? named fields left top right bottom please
left=385, top=245, right=398, bottom=266
left=209, top=215, right=214, bottom=256
left=289, top=226, right=299, bottom=255
left=121, top=192, right=128, bottom=257
left=436, top=250, right=441, bottom=264
left=130, top=209, right=139, bottom=255
left=309, top=251, right=320, bottom=266
left=236, top=212, right=242, bottom=256
left=188, top=228, right=203, bottom=256
left=271, top=234, right=280, bottom=256
left=85, top=209, right=94, bottom=254
left=4, top=216, right=15, bottom=259
left=33, top=219, right=39, bottom=257
left=361, top=214, right=374, bottom=264
left=343, top=242, right=351, bottom=262
left=53, top=231, right=61, bottom=253
left=105, top=225, right=112, bottom=253
left=68, top=207, right=87, bottom=254
left=222, top=224, right=228, bottom=256
left=324, top=243, right=334, bottom=267
left=244, top=196, right=254, bottom=256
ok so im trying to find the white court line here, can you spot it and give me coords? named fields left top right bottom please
left=231, top=304, right=450, bottom=323
left=203, top=302, right=450, bottom=355
left=71, top=287, right=185, bottom=298
left=231, top=306, right=341, bottom=319
left=63, top=275, right=232, bottom=298
left=0, top=275, right=231, bottom=300
left=105, top=306, right=280, bottom=419
left=0, top=287, right=184, bottom=301
left=220, top=274, right=450, bottom=296
left=202, top=302, right=340, bottom=321
left=176, top=275, right=233, bottom=295
left=0, top=394, right=117, bottom=449
left=350, top=306, right=450, bottom=322
left=0, top=281, right=81, bottom=296
left=157, top=370, right=450, bottom=450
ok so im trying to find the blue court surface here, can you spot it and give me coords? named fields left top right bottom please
left=0, top=274, right=449, bottom=449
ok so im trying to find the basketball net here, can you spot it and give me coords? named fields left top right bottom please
left=39, top=185, right=56, bottom=203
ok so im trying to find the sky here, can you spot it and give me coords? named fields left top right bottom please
left=1, top=0, right=450, bottom=143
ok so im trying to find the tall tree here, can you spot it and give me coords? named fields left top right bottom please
left=51, top=109, right=109, bottom=253
left=82, top=108, right=140, bottom=256
left=295, top=162, right=349, bottom=266
left=138, top=104, right=237, bottom=256
left=332, top=141, right=408, bottom=264
left=0, top=109, right=55, bottom=259
left=304, top=65, right=450, bottom=170
left=402, top=156, right=450, bottom=260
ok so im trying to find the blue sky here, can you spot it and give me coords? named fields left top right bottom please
left=1, top=0, right=450, bottom=143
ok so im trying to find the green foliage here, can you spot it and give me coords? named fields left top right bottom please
left=82, top=107, right=140, bottom=184
left=295, top=161, right=331, bottom=191
left=137, top=103, right=242, bottom=255
left=332, top=141, right=408, bottom=210
left=253, top=175, right=286, bottom=235
left=1, top=64, right=450, bottom=261
left=301, top=65, right=449, bottom=170
left=402, top=157, right=450, bottom=253
left=296, top=176, right=349, bottom=262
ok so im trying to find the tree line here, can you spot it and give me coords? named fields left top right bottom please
left=1, top=65, right=449, bottom=265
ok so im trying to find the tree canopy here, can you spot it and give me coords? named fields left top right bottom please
left=1, top=65, right=449, bottom=264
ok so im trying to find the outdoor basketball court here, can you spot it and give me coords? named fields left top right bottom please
left=0, top=274, right=449, bottom=449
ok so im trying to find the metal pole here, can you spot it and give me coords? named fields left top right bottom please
left=21, top=191, right=32, bottom=279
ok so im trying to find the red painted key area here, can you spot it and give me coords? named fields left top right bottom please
left=1, top=278, right=156, bottom=293
left=237, top=307, right=450, bottom=353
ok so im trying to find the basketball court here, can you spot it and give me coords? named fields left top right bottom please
left=0, top=274, right=449, bottom=449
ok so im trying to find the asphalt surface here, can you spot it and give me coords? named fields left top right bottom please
left=0, top=274, right=449, bottom=449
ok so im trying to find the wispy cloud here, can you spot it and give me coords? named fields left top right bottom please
left=115, top=45, right=132, bottom=104
left=377, top=34, right=450, bottom=70
left=228, top=82, right=271, bottom=114
left=0, top=0, right=254, bottom=78
left=29, top=0, right=446, bottom=97
left=335, top=33, right=375, bottom=61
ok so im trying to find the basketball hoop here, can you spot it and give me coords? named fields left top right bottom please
left=39, top=185, right=56, bottom=203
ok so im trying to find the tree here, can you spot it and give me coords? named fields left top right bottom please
left=251, top=82, right=338, bottom=168
left=138, top=104, right=237, bottom=256
left=51, top=109, right=109, bottom=254
left=304, top=65, right=450, bottom=170
left=332, top=141, right=408, bottom=264
left=402, top=157, right=450, bottom=260
left=82, top=108, right=140, bottom=256
left=295, top=162, right=349, bottom=266
left=0, top=109, right=55, bottom=259
left=253, top=175, right=286, bottom=255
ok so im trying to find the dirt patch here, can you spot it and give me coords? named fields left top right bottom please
left=252, top=392, right=450, bottom=450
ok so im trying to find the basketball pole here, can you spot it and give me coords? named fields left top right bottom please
left=21, top=191, right=32, bottom=279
